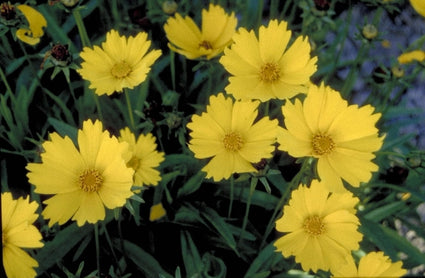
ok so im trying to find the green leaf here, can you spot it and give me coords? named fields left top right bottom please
left=177, top=171, right=205, bottom=198
left=363, top=201, right=406, bottom=222
left=180, top=231, right=204, bottom=277
left=47, top=117, right=78, bottom=143
left=114, top=239, right=173, bottom=278
left=35, top=223, right=94, bottom=274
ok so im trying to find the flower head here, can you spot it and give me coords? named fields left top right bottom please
left=397, top=50, right=425, bottom=64
left=332, top=251, right=407, bottom=277
left=77, top=29, right=161, bottom=96
left=2, top=192, right=44, bottom=278
left=164, top=3, right=237, bottom=60
left=187, top=93, right=279, bottom=181
left=278, top=83, right=384, bottom=192
left=410, top=0, right=425, bottom=17
left=15, top=4, right=47, bottom=45
left=274, top=180, right=362, bottom=273
left=26, top=119, right=134, bottom=227
left=219, top=19, right=317, bottom=101
left=119, top=127, right=165, bottom=187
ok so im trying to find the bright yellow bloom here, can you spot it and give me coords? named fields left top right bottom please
left=149, top=203, right=166, bottom=221
left=78, top=29, right=161, bottom=96
left=410, top=0, right=425, bottom=17
left=187, top=93, right=279, bottom=181
left=164, top=3, right=237, bottom=60
left=219, top=19, right=317, bottom=101
left=397, top=50, right=425, bottom=64
left=278, top=83, right=384, bottom=192
left=26, top=119, right=134, bottom=227
left=274, top=180, right=362, bottom=273
left=15, top=4, right=47, bottom=45
left=119, top=127, right=165, bottom=187
left=2, top=192, right=44, bottom=278
left=332, top=251, right=407, bottom=277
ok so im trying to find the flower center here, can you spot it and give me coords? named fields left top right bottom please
left=79, top=169, right=103, bottom=192
left=303, top=215, right=326, bottom=236
left=127, top=156, right=140, bottom=171
left=223, top=132, right=244, bottom=152
left=259, top=62, right=281, bottom=83
left=111, top=61, right=132, bottom=78
left=312, top=133, right=335, bottom=155
left=199, top=40, right=213, bottom=50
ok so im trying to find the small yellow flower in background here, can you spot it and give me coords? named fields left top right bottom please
left=119, top=127, right=165, bottom=187
left=149, top=202, right=166, bottom=221
left=78, top=29, right=161, bottom=96
left=164, top=3, right=237, bottom=60
left=278, top=83, right=384, bottom=192
left=187, top=93, right=279, bottom=181
left=219, top=19, right=317, bottom=101
left=410, top=0, right=425, bottom=17
left=274, top=180, right=362, bottom=273
left=332, top=251, right=407, bottom=277
left=15, top=4, right=47, bottom=45
left=2, top=192, right=44, bottom=278
left=26, top=119, right=134, bottom=227
left=397, top=50, right=425, bottom=64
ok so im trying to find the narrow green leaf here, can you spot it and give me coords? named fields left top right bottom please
left=180, top=231, right=203, bottom=277
left=177, top=171, right=205, bottom=197
left=363, top=201, right=406, bottom=222
left=47, top=117, right=78, bottom=143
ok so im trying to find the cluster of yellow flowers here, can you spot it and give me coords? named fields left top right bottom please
left=3, top=1, right=424, bottom=277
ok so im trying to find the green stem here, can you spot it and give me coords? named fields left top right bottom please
left=125, top=89, right=136, bottom=131
left=0, top=66, right=12, bottom=94
left=238, top=177, right=258, bottom=246
left=72, top=8, right=91, bottom=47
left=227, top=176, right=234, bottom=219
left=94, top=223, right=101, bottom=276
left=93, top=93, right=104, bottom=122
left=102, top=223, right=123, bottom=277
left=170, top=51, right=176, bottom=92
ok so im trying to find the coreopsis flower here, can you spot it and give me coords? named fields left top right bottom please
left=187, top=93, right=279, bottom=181
left=410, top=0, right=425, bottom=17
left=332, top=251, right=407, bottom=277
left=163, top=3, right=237, bottom=60
left=15, top=4, right=47, bottom=45
left=77, top=29, right=161, bottom=96
left=219, top=19, right=317, bottom=101
left=277, top=83, right=384, bottom=192
left=274, top=180, right=362, bottom=273
left=397, top=50, right=425, bottom=64
left=119, top=127, right=165, bottom=187
left=2, top=192, right=44, bottom=278
left=26, top=119, right=134, bottom=227
left=149, top=203, right=166, bottom=221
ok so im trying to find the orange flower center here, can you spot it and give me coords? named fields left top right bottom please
left=223, top=132, right=243, bottom=152
left=199, top=40, right=213, bottom=50
left=79, top=169, right=103, bottom=192
left=259, top=62, right=280, bottom=83
left=312, top=133, right=335, bottom=155
left=111, top=61, right=132, bottom=78
left=303, top=215, right=326, bottom=236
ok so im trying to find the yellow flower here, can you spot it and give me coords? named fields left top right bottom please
left=187, top=93, right=279, bottom=181
left=332, top=251, right=407, bottom=277
left=149, top=203, right=166, bottom=221
left=164, top=3, right=237, bottom=60
left=26, top=119, right=134, bottom=227
left=2, top=192, right=44, bottom=278
left=219, top=19, right=317, bottom=101
left=397, top=50, right=425, bottom=64
left=119, top=127, right=165, bottom=187
left=77, top=29, right=161, bottom=96
left=274, top=180, right=362, bottom=273
left=410, top=0, right=425, bottom=17
left=15, top=4, right=47, bottom=45
left=278, top=83, right=384, bottom=192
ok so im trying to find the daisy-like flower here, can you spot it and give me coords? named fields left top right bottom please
left=274, top=180, right=363, bottom=273
left=26, top=119, right=134, bottom=227
left=277, top=83, right=384, bottom=192
left=15, top=4, right=47, bottom=45
left=410, top=0, right=425, bottom=17
left=187, top=93, right=279, bottom=181
left=163, top=3, right=237, bottom=60
left=77, top=29, right=161, bottom=96
left=219, top=19, right=317, bottom=101
left=119, top=127, right=165, bottom=187
left=2, top=192, right=44, bottom=278
left=397, top=50, right=425, bottom=64
left=332, top=251, right=407, bottom=277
